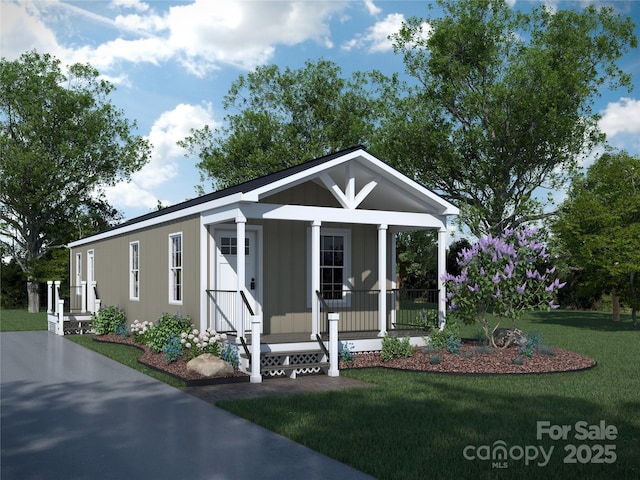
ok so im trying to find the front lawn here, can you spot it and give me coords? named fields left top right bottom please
left=0, top=309, right=47, bottom=331
left=218, top=310, right=639, bottom=480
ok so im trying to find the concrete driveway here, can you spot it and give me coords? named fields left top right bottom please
left=1, top=331, right=373, bottom=480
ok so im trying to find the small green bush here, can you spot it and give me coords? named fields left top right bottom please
left=513, top=355, right=524, bottom=365
left=429, top=321, right=460, bottom=350
left=146, top=312, right=193, bottom=353
left=162, top=335, right=183, bottom=363
left=429, top=355, right=442, bottom=365
left=381, top=334, right=413, bottom=361
left=91, top=305, right=126, bottom=335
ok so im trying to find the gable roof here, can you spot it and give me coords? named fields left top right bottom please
left=69, top=146, right=458, bottom=247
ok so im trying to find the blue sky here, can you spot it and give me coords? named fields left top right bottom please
left=2, top=0, right=639, bottom=224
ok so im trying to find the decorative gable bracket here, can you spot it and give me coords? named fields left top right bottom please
left=319, top=162, right=379, bottom=210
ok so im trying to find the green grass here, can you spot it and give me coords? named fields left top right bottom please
left=0, top=309, right=47, bottom=331
left=3, top=307, right=638, bottom=478
left=218, top=310, right=640, bottom=480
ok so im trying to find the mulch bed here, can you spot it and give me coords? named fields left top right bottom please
left=340, top=342, right=597, bottom=375
left=94, top=334, right=249, bottom=386
left=94, top=334, right=596, bottom=386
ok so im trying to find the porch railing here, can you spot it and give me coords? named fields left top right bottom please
left=391, top=288, right=439, bottom=330
left=206, top=290, right=253, bottom=334
left=47, top=280, right=101, bottom=335
left=316, top=288, right=439, bottom=334
left=317, top=290, right=380, bottom=334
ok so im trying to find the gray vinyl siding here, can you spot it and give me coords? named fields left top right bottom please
left=70, top=215, right=202, bottom=325
left=260, top=220, right=389, bottom=334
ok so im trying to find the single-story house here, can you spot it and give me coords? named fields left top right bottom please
left=54, top=146, right=458, bottom=378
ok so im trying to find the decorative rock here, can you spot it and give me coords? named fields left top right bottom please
left=492, top=328, right=526, bottom=348
left=187, top=353, right=233, bottom=377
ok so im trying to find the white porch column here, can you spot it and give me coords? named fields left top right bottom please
left=56, top=299, right=64, bottom=336
left=438, top=227, right=447, bottom=330
left=377, top=224, right=387, bottom=337
left=81, top=280, right=87, bottom=312
left=54, top=281, right=61, bottom=314
left=250, top=314, right=262, bottom=383
left=236, top=216, right=246, bottom=338
left=311, top=221, right=321, bottom=340
left=328, top=312, right=339, bottom=377
left=199, top=222, right=209, bottom=333
left=47, top=281, right=53, bottom=314
left=390, top=232, right=397, bottom=330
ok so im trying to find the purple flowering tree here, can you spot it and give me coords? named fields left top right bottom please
left=443, top=228, right=565, bottom=348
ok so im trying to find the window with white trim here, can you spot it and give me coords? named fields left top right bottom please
left=129, top=241, right=139, bottom=300
left=308, top=227, right=351, bottom=306
left=169, top=233, right=182, bottom=304
left=321, top=234, right=345, bottom=299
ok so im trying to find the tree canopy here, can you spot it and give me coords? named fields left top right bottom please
left=179, top=59, right=394, bottom=190
left=552, top=151, right=640, bottom=326
left=384, top=0, right=637, bottom=236
left=0, top=51, right=150, bottom=311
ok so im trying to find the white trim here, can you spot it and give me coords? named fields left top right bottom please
left=307, top=227, right=352, bottom=309
left=377, top=224, right=387, bottom=337
left=243, top=203, right=447, bottom=228
left=168, top=232, right=183, bottom=305
left=68, top=148, right=458, bottom=248
left=129, top=241, right=140, bottom=301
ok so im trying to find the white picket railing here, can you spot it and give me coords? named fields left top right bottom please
left=47, top=280, right=100, bottom=336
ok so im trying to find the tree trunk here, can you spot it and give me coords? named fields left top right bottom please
left=612, top=293, right=620, bottom=322
left=27, top=281, right=40, bottom=313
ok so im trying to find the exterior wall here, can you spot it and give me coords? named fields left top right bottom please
left=260, top=219, right=392, bottom=334
left=69, top=214, right=202, bottom=325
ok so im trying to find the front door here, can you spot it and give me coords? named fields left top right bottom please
left=213, top=229, right=259, bottom=332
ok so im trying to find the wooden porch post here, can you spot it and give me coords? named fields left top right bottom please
left=438, top=227, right=447, bottom=329
left=311, top=220, right=321, bottom=340
left=377, top=224, right=387, bottom=337
left=236, top=216, right=246, bottom=340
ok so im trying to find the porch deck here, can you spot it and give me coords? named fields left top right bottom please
left=230, top=329, right=425, bottom=345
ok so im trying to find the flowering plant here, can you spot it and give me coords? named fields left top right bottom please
left=180, top=328, right=228, bottom=361
left=130, top=319, right=154, bottom=344
left=443, top=228, right=565, bottom=348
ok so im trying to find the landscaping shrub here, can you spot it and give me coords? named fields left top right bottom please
left=91, top=305, right=126, bottom=335
left=381, top=334, right=413, bottom=361
left=428, top=321, right=460, bottom=350
left=162, top=335, right=183, bottom=363
left=145, top=312, right=192, bottom=353
left=180, top=327, right=227, bottom=361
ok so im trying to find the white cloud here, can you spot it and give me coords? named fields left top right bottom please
left=4, top=0, right=347, bottom=78
left=0, top=2, right=64, bottom=60
left=599, top=97, right=640, bottom=137
left=110, top=0, right=150, bottom=13
left=105, top=103, right=219, bottom=210
left=342, top=13, right=406, bottom=53
left=165, top=0, right=343, bottom=74
left=363, top=0, right=381, bottom=16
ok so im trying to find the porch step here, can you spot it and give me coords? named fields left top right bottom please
left=259, top=349, right=329, bottom=379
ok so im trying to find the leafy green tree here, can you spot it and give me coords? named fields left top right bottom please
left=180, top=59, right=393, bottom=189
left=552, top=151, right=640, bottom=328
left=385, top=0, right=637, bottom=236
left=396, top=231, right=437, bottom=291
left=0, top=51, right=151, bottom=312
